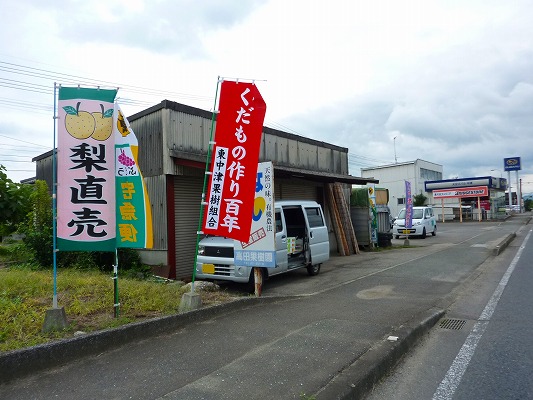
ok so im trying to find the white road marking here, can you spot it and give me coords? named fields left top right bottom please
left=432, top=229, right=532, bottom=400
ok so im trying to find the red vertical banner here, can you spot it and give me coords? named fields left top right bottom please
left=203, top=81, right=267, bottom=242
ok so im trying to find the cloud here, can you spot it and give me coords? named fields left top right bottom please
left=52, top=0, right=268, bottom=58
left=2, top=0, right=533, bottom=193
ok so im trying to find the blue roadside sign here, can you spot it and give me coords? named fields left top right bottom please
left=504, top=157, right=521, bottom=171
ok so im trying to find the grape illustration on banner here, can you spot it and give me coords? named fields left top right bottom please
left=118, top=149, right=136, bottom=167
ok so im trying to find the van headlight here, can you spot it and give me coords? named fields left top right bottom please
left=197, top=244, right=205, bottom=255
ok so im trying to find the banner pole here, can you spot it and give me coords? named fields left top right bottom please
left=42, top=83, right=68, bottom=332
left=52, top=82, right=59, bottom=309
left=191, top=76, right=222, bottom=294
left=113, top=249, right=120, bottom=318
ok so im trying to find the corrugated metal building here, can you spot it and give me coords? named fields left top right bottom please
left=34, top=100, right=377, bottom=280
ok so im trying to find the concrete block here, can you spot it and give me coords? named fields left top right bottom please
left=42, top=307, right=68, bottom=333
left=179, top=292, right=202, bottom=313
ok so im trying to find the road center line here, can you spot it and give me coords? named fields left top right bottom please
left=432, top=229, right=532, bottom=400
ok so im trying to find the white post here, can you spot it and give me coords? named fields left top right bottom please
left=508, top=171, right=512, bottom=207
left=516, top=171, right=521, bottom=212
left=254, top=267, right=263, bottom=297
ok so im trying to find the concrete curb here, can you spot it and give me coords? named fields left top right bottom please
left=0, top=295, right=288, bottom=384
left=492, top=233, right=516, bottom=256
left=315, top=307, right=445, bottom=400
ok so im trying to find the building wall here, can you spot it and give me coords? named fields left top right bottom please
left=361, top=160, right=443, bottom=217
left=127, top=101, right=355, bottom=279
left=34, top=100, right=363, bottom=280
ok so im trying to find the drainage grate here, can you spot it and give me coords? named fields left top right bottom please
left=439, top=319, right=467, bottom=330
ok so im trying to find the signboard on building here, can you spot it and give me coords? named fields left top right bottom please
left=504, top=157, right=521, bottom=171
left=433, top=186, right=489, bottom=199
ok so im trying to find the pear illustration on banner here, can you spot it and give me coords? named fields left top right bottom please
left=63, top=102, right=95, bottom=139
left=92, top=104, right=114, bottom=141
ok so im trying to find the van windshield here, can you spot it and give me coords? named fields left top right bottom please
left=398, top=209, right=424, bottom=219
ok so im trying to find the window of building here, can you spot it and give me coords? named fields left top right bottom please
left=397, top=198, right=405, bottom=205
left=420, top=168, right=442, bottom=181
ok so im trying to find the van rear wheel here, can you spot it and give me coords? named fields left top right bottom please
left=307, top=264, right=321, bottom=276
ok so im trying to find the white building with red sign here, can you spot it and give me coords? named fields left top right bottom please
left=426, top=177, right=507, bottom=221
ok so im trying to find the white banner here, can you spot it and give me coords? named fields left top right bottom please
left=234, top=162, right=275, bottom=267
left=433, top=186, right=488, bottom=199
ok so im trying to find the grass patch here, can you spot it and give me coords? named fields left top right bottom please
left=0, top=265, right=240, bottom=352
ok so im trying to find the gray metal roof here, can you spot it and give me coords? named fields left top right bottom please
left=274, top=164, right=378, bottom=185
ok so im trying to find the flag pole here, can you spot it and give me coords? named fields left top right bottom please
left=42, top=83, right=68, bottom=332
left=180, top=77, right=221, bottom=313
left=52, top=82, right=58, bottom=309
left=113, top=248, right=120, bottom=318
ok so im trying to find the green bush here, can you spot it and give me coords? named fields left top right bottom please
left=88, top=248, right=142, bottom=272
left=351, top=188, right=370, bottom=207
left=18, top=180, right=53, bottom=268
left=17, top=180, right=145, bottom=273
left=413, top=193, right=428, bottom=206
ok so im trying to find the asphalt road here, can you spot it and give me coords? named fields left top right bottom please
left=366, top=215, right=533, bottom=400
left=0, top=215, right=528, bottom=400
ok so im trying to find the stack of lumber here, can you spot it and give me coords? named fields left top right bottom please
left=326, top=183, right=360, bottom=255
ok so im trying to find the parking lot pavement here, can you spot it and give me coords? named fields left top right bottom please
left=0, top=216, right=527, bottom=399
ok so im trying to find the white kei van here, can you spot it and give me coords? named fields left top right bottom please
left=393, top=206, right=437, bottom=239
left=195, top=200, right=329, bottom=288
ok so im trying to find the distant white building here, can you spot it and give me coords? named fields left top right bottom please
left=361, top=159, right=443, bottom=217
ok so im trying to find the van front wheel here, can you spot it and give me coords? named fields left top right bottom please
left=307, top=264, right=321, bottom=276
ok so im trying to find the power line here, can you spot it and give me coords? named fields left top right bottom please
left=0, top=61, right=213, bottom=102
left=0, top=59, right=396, bottom=176
left=2, top=160, right=31, bottom=163
left=0, top=134, right=51, bottom=149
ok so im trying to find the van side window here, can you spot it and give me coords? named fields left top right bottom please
left=305, top=207, right=325, bottom=228
left=275, top=211, right=283, bottom=233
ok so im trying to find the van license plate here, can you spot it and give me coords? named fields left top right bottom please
left=202, top=264, right=215, bottom=274
left=402, top=229, right=410, bottom=234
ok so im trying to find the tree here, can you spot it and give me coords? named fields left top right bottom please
left=19, top=179, right=53, bottom=267
left=0, top=165, right=33, bottom=239
left=413, top=192, right=428, bottom=206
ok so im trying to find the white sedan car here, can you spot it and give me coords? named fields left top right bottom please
left=393, top=206, right=437, bottom=239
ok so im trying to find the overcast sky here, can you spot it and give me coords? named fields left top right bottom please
left=1, top=0, right=532, bottom=195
